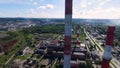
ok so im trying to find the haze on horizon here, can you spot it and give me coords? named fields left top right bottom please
left=0, top=0, right=120, bottom=19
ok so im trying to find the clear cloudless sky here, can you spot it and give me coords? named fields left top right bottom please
left=0, top=0, right=120, bottom=19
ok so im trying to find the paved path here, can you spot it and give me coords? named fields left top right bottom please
left=5, top=54, right=15, bottom=65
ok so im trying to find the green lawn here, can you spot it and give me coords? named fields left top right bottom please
left=0, top=33, right=26, bottom=66
left=16, top=53, right=31, bottom=60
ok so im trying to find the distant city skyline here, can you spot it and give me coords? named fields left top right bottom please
left=0, top=0, right=120, bottom=19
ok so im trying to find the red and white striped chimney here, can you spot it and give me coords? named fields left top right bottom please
left=101, top=26, right=115, bottom=68
left=64, top=0, right=72, bottom=68
left=76, top=26, right=80, bottom=44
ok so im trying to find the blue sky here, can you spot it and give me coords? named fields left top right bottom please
left=0, top=0, right=120, bottom=19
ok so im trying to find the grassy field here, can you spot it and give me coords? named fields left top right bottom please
left=0, top=32, right=27, bottom=68
left=0, top=31, right=18, bottom=43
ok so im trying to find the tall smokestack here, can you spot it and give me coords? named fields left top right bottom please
left=101, top=26, right=115, bottom=68
left=76, top=26, right=80, bottom=44
left=64, top=0, right=72, bottom=68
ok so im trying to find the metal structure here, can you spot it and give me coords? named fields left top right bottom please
left=64, top=0, right=72, bottom=68
left=101, top=26, right=115, bottom=68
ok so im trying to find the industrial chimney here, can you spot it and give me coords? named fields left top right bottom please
left=76, top=26, right=80, bottom=44
left=64, top=0, right=72, bottom=68
left=101, top=26, right=115, bottom=68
